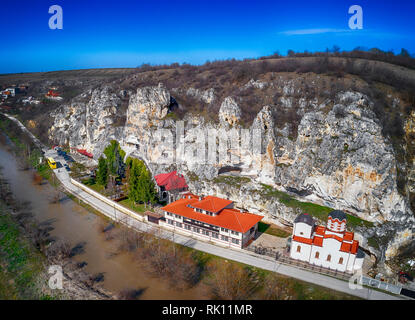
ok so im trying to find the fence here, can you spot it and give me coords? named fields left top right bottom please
left=246, top=244, right=279, bottom=258
left=70, top=178, right=145, bottom=222
left=246, top=244, right=351, bottom=280
left=360, top=275, right=402, bottom=295
left=275, top=253, right=352, bottom=280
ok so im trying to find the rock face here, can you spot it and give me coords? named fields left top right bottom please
left=48, top=86, right=123, bottom=159
left=219, top=97, right=241, bottom=126
left=48, top=81, right=415, bottom=267
left=128, top=84, right=172, bottom=122
left=277, top=92, right=405, bottom=222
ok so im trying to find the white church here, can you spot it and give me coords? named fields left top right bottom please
left=290, top=211, right=364, bottom=273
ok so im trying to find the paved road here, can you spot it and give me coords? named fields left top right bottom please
left=3, top=113, right=403, bottom=300
left=49, top=155, right=400, bottom=300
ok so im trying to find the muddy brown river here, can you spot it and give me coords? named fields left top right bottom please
left=0, top=143, right=207, bottom=299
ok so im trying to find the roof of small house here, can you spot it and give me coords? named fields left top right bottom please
left=191, top=196, right=233, bottom=213
left=155, top=171, right=188, bottom=191
left=161, top=196, right=263, bottom=233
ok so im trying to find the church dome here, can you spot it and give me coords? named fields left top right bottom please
left=327, top=210, right=347, bottom=233
left=294, top=213, right=315, bottom=226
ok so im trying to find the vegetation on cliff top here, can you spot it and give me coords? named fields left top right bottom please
left=260, top=184, right=374, bottom=229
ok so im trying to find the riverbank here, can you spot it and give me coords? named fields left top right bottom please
left=0, top=173, right=114, bottom=299
left=0, top=113, right=365, bottom=300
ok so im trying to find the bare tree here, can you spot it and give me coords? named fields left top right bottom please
left=206, top=261, right=259, bottom=300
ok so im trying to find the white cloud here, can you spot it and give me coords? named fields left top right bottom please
left=279, top=28, right=350, bottom=35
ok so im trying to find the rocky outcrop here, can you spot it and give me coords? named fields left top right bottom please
left=171, top=87, right=216, bottom=104
left=128, top=83, right=172, bottom=122
left=218, top=97, right=241, bottom=126
left=48, top=86, right=123, bottom=159
left=48, top=81, right=415, bottom=267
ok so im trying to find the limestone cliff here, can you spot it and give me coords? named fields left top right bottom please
left=48, top=76, right=415, bottom=268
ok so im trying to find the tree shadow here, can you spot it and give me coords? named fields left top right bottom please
left=69, top=241, right=87, bottom=257
left=118, top=287, right=148, bottom=300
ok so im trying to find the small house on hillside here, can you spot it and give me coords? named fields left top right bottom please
left=155, top=170, right=188, bottom=203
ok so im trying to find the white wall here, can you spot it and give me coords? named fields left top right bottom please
left=293, top=222, right=313, bottom=238
left=290, top=241, right=312, bottom=262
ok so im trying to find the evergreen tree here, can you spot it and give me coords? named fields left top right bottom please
left=127, top=158, right=141, bottom=204
left=96, top=156, right=108, bottom=186
left=127, top=158, right=156, bottom=206
left=142, top=169, right=156, bottom=206
left=104, top=140, right=126, bottom=177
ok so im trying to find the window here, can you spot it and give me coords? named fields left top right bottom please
left=300, top=232, right=304, bottom=235
left=168, top=219, right=174, bottom=225
left=315, top=252, right=319, bottom=259
left=339, top=257, right=344, bottom=265
left=221, top=235, right=229, bottom=242
left=232, top=238, right=239, bottom=244
left=184, top=224, right=191, bottom=230
left=176, top=222, right=182, bottom=228
left=221, top=228, right=228, bottom=233
left=212, top=233, right=219, bottom=239
left=327, top=255, right=331, bottom=262
left=202, top=230, right=209, bottom=236
left=231, top=231, right=240, bottom=236
left=194, top=227, right=200, bottom=233
left=296, top=245, right=301, bottom=253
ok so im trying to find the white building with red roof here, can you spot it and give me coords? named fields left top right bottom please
left=290, top=211, right=364, bottom=273
left=155, top=171, right=188, bottom=203
left=160, top=193, right=263, bottom=249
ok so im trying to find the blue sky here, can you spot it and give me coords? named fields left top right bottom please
left=0, top=0, right=414, bottom=73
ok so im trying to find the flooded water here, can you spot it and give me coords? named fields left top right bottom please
left=0, top=143, right=207, bottom=299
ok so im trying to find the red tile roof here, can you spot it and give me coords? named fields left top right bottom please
left=293, top=235, right=313, bottom=245
left=343, top=231, right=354, bottom=242
left=324, top=233, right=344, bottom=242
left=161, top=196, right=263, bottom=233
left=340, top=240, right=358, bottom=254
left=315, top=225, right=326, bottom=236
left=191, top=196, right=233, bottom=213
left=313, top=235, right=324, bottom=247
left=293, top=222, right=360, bottom=254
left=155, top=171, right=188, bottom=191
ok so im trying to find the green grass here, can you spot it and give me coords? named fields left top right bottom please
left=0, top=205, right=47, bottom=299
left=367, top=236, right=380, bottom=249
left=87, top=182, right=106, bottom=194
left=187, top=171, right=199, bottom=182
left=80, top=180, right=154, bottom=216
left=260, top=184, right=374, bottom=229
left=37, top=163, right=52, bottom=180
left=213, top=175, right=251, bottom=188
left=118, top=198, right=153, bottom=215
left=258, top=222, right=291, bottom=238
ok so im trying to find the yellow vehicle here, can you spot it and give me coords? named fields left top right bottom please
left=47, top=157, right=57, bottom=169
